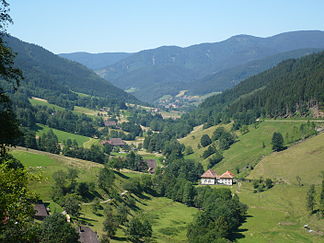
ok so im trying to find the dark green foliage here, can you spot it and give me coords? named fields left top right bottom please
left=0, top=32, right=23, bottom=156
left=0, top=160, right=38, bottom=243
left=123, top=177, right=142, bottom=194
left=124, top=152, right=148, bottom=172
left=38, top=213, right=79, bottom=243
left=207, top=151, right=224, bottom=169
left=63, top=143, right=106, bottom=164
left=97, top=167, right=115, bottom=194
left=306, top=184, right=316, bottom=214
left=187, top=188, right=247, bottom=242
left=4, top=35, right=140, bottom=105
left=212, top=127, right=235, bottom=151
left=163, top=139, right=185, bottom=160
left=212, top=127, right=226, bottom=141
left=115, top=203, right=129, bottom=226
left=38, top=129, right=60, bottom=154
left=125, top=216, right=152, bottom=243
left=202, top=145, right=216, bottom=159
left=252, top=178, right=273, bottom=193
left=61, top=194, right=81, bottom=218
left=200, top=134, right=212, bottom=147
left=190, top=48, right=324, bottom=96
left=320, top=175, right=324, bottom=217
left=35, top=107, right=98, bottom=137
left=103, top=206, right=119, bottom=239
left=107, top=157, right=124, bottom=171
left=120, top=122, right=142, bottom=137
left=271, top=132, right=285, bottom=152
left=185, top=146, right=194, bottom=155
left=190, top=51, right=324, bottom=128
left=51, top=168, right=80, bottom=202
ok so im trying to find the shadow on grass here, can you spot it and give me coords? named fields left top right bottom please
left=112, top=236, right=128, bottom=241
left=78, top=216, right=98, bottom=222
left=228, top=215, right=252, bottom=241
left=114, top=171, right=129, bottom=179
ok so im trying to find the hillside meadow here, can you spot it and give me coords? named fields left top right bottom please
left=180, top=120, right=323, bottom=177
left=35, top=124, right=94, bottom=147
left=10, top=147, right=197, bottom=242
left=248, top=132, right=324, bottom=185
left=235, top=183, right=324, bottom=243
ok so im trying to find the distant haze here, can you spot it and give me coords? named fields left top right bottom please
left=8, top=1, right=324, bottom=53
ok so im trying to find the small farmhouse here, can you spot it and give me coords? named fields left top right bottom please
left=145, top=159, right=157, bottom=174
left=33, top=203, right=49, bottom=220
left=79, top=226, right=99, bottom=243
left=200, top=169, right=235, bottom=185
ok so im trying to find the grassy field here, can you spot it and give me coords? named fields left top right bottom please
left=179, top=124, right=231, bottom=164
left=248, top=132, right=324, bottom=185
left=159, top=110, right=183, bottom=119
left=35, top=124, right=92, bottom=147
left=135, top=195, right=198, bottom=243
left=29, top=97, right=105, bottom=118
left=10, top=147, right=103, bottom=201
left=74, top=106, right=101, bottom=116
left=29, top=98, right=64, bottom=111
left=80, top=193, right=198, bottom=242
left=233, top=182, right=324, bottom=243
left=180, top=120, right=322, bottom=176
left=11, top=147, right=195, bottom=242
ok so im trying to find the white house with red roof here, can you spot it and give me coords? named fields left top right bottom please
left=200, top=169, right=235, bottom=185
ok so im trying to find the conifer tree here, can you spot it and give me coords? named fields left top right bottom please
left=306, top=184, right=316, bottom=214
left=320, top=172, right=324, bottom=217
left=271, top=132, right=285, bottom=151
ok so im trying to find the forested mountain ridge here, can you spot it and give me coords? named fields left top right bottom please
left=187, top=48, right=323, bottom=95
left=96, top=30, right=324, bottom=102
left=3, top=35, right=140, bottom=105
left=192, top=51, right=324, bottom=126
left=59, top=52, right=132, bottom=70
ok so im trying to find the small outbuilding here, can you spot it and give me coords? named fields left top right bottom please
left=79, top=226, right=99, bottom=243
left=34, top=203, right=49, bottom=220
left=145, top=159, right=157, bottom=174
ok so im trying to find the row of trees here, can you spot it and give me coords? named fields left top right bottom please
left=306, top=174, right=324, bottom=217
left=123, top=157, right=248, bottom=242
left=0, top=3, right=81, bottom=242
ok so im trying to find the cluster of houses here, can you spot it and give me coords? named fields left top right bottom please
left=200, top=169, right=235, bottom=185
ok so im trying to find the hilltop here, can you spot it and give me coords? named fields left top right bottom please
left=59, top=52, right=132, bottom=70
left=4, top=35, right=140, bottom=105
left=94, top=30, right=324, bottom=102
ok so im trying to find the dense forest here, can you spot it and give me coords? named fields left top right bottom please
left=3, top=35, right=141, bottom=108
left=142, top=52, right=324, bottom=157
left=96, top=31, right=324, bottom=102
left=190, top=51, right=324, bottom=126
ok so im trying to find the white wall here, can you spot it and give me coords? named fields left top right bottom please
left=201, top=178, right=215, bottom=185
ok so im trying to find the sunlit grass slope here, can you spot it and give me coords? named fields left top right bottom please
left=248, top=132, right=324, bottom=185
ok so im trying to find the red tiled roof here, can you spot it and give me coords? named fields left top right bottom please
left=220, top=170, right=235, bottom=179
left=201, top=169, right=218, bottom=178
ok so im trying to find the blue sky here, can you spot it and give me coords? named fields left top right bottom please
left=8, top=0, right=324, bottom=53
